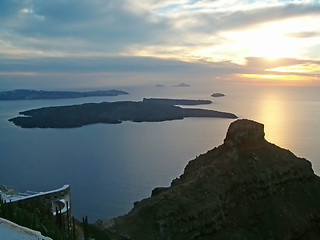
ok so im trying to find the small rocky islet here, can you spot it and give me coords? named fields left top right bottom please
left=211, top=93, right=225, bottom=97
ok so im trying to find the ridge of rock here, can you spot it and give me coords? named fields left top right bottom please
left=224, top=119, right=265, bottom=149
left=99, top=119, right=320, bottom=240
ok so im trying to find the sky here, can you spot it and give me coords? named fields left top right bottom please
left=1, top=0, right=320, bottom=89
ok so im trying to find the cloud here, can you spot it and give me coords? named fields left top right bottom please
left=0, top=0, right=171, bottom=54
left=0, top=0, right=29, bottom=21
left=0, top=56, right=209, bottom=73
left=286, top=31, right=320, bottom=38
left=232, top=56, right=320, bottom=85
left=1, top=55, right=319, bottom=88
left=1, top=0, right=319, bottom=58
left=1, top=0, right=320, bottom=87
left=6, top=55, right=318, bottom=79
left=266, top=63, right=320, bottom=74
left=231, top=57, right=320, bottom=86
left=174, top=3, right=320, bottom=34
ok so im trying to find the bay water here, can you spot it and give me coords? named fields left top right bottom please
left=0, top=85, right=319, bottom=221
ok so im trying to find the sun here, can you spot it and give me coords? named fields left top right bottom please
left=223, top=23, right=299, bottom=60
left=191, top=20, right=301, bottom=63
left=246, top=28, right=296, bottom=60
left=215, top=17, right=320, bottom=61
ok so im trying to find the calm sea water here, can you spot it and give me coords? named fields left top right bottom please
left=0, top=85, right=319, bottom=221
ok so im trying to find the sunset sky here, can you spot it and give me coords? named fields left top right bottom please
left=1, top=0, right=320, bottom=88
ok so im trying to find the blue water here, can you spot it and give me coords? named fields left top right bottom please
left=0, top=85, right=319, bottom=221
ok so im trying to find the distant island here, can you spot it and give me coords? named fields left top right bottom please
left=211, top=93, right=225, bottom=97
left=155, top=84, right=165, bottom=87
left=173, top=83, right=190, bottom=87
left=9, top=99, right=237, bottom=128
left=0, top=89, right=128, bottom=100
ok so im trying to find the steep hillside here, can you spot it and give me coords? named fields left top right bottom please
left=99, top=119, right=320, bottom=240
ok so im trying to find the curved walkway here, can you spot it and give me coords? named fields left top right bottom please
left=0, top=217, right=52, bottom=240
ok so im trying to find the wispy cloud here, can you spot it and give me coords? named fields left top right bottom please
left=286, top=31, right=320, bottom=38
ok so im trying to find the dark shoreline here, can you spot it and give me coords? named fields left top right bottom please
left=0, top=89, right=128, bottom=101
left=9, top=99, right=237, bottom=128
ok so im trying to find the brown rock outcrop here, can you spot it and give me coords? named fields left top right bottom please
left=100, top=119, right=320, bottom=240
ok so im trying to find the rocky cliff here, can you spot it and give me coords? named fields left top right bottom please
left=99, top=119, right=320, bottom=240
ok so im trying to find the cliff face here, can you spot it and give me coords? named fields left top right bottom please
left=100, top=119, right=320, bottom=240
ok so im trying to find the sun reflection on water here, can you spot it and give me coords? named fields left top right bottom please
left=254, top=92, right=293, bottom=148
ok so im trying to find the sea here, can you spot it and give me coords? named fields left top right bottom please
left=0, top=85, right=319, bottom=222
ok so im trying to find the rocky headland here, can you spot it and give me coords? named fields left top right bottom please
left=98, top=119, right=320, bottom=240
